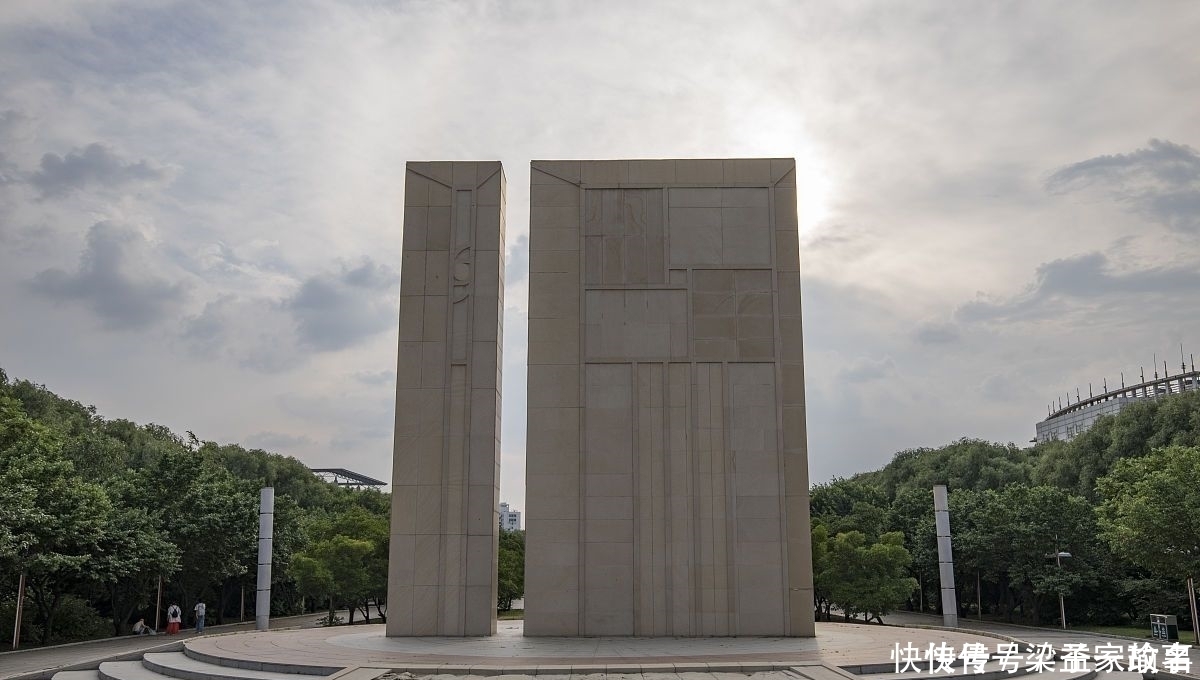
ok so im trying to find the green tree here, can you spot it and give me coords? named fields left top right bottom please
left=870, top=439, right=1032, bottom=498
left=498, top=529, right=524, bottom=611
left=327, top=506, right=388, bottom=622
left=292, top=536, right=375, bottom=623
left=91, top=506, right=179, bottom=636
left=292, top=504, right=389, bottom=623
left=818, top=529, right=917, bottom=623
left=0, top=368, right=393, bottom=643
left=857, top=532, right=920, bottom=621
left=1097, top=445, right=1200, bottom=632
left=810, top=521, right=833, bottom=620
left=976, top=485, right=1099, bottom=624
left=886, top=488, right=936, bottom=612
left=291, top=553, right=334, bottom=619
left=0, top=397, right=112, bottom=644
left=1032, top=392, right=1200, bottom=501
left=112, top=450, right=258, bottom=619
left=1098, top=445, right=1200, bottom=581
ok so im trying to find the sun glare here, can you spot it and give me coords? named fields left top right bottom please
left=736, top=105, right=834, bottom=236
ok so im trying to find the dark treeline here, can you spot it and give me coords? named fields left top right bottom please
left=811, top=389, right=1200, bottom=628
left=0, top=368, right=390, bottom=645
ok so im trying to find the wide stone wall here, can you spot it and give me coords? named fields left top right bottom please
left=525, top=159, right=814, bottom=636
left=387, top=161, right=504, bottom=637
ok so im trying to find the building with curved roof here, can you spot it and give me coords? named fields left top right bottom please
left=1035, top=358, right=1199, bottom=443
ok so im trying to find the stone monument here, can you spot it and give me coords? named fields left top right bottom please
left=387, top=161, right=505, bottom=636
left=524, top=159, right=814, bottom=636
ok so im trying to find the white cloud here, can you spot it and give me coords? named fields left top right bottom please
left=837, top=356, right=897, bottom=384
left=286, top=260, right=398, bottom=352
left=30, top=142, right=174, bottom=198
left=28, top=221, right=188, bottom=329
left=1046, top=139, right=1200, bottom=233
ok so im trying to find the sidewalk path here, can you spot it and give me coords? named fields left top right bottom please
left=0, top=611, right=358, bottom=680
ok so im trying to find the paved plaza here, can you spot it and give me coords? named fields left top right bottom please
left=183, top=620, right=997, bottom=672
left=7, top=615, right=1196, bottom=680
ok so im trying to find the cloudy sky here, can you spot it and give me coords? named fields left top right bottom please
left=2, top=1, right=1198, bottom=514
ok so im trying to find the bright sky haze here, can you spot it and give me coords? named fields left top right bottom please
left=2, top=1, right=1199, bottom=515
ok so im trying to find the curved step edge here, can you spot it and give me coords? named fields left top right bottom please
left=180, top=645, right=342, bottom=676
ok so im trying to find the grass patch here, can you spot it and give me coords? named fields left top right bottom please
left=497, top=609, right=524, bottom=620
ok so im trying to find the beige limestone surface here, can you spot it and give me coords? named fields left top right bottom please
left=525, top=159, right=812, bottom=637
left=185, top=620, right=1000, bottom=670
left=388, top=161, right=505, bottom=637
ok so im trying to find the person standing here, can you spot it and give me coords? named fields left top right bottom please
left=166, top=603, right=182, bottom=635
left=193, top=601, right=206, bottom=634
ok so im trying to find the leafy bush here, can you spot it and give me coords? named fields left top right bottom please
left=314, top=612, right=344, bottom=627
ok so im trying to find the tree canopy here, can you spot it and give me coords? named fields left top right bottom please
left=498, top=529, right=524, bottom=612
left=811, top=389, right=1200, bottom=630
left=0, top=370, right=392, bottom=645
left=1098, top=445, right=1200, bottom=581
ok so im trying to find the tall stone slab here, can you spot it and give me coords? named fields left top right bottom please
left=388, top=161, right=504, bottom=637
left=525, top=159, right=814, bottom=637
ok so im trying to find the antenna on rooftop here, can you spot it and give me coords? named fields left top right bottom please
left=1154, top=354, right=1159, bottom=379
left=1089, top=383, right=1093, bottom=398
left=1103, top=378, right=1107, bottom=392
left=1183, top=345, right=1188, bottom=373
left=1121, top=372, right=1125, bottom=389
left=1076, top=387, right=1081, bottom=402
left=1191, top=354, right=1195, bottom=372
left=1164, top=360, right=1169, bottom=378
left=1141, top=367, right=1146, bottom=383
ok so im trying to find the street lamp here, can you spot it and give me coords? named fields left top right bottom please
left=1047, top=537, right=1072, bottom=630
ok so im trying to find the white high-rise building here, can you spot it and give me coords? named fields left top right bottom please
left=498, top=502, right=522, bottom=531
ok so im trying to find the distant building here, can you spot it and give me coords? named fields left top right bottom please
left=311, top=468, right=386, bottom=489
left=1036, top=364, right=1199, bottom=444
left=499, top=502, right=521, bottom=531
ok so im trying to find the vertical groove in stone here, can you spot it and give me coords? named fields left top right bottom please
left=576, top=181, right=587, bottom=635
left=632, top=361, right=642, bottom=635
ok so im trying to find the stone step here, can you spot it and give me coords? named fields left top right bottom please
left=861, top=665, right=1095, bottom=680
left=52, top=671, right=101, bottom=680
left=142, top=653, right=331, bottom=680
left=325, top=670, right=388, bottom=680
left=853, top=658, right=1023, bottom=680
left=98, top=661, right=167, bottom=680
left=788, top=664, right=863, bottom=680
left=181, top=645, right=342, bottom=675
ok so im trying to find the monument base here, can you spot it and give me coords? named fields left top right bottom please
left=172, top=620, right=1000, bottom=676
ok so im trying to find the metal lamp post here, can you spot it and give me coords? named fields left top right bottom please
left=11, top=572, right=25, bottom=650
left=1050, top=541, right=1072, bottom=630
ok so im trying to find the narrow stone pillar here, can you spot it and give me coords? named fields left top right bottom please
left=933, top=484, right=958, bottom=627
left=388, top=162, right=505, bottom=636
left=256, top=486, right=274, bottom=631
